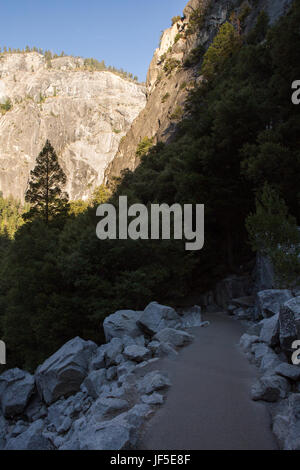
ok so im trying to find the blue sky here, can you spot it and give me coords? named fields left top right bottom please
left=0, top=0, right=187, bottom=81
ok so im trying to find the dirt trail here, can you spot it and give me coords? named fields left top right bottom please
left=138, top=312, right=278, bottom=450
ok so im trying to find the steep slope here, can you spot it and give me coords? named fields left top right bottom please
left=105, top=0, right=293, bottom=184
left=0, top=53, right=146, bottom=201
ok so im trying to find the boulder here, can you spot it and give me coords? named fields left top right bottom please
left=149, top=341, right=178, bottom=360
left=35, top=337, right=97, bottom=405
left=106, top=366, right=117, bottom=381
left=0, top=368, right=35, bottom=417
left=24, top=393, right=47, bottom=422
left=5, top=419, right=54, bottom=450
left=105, top=338, right=124, bottom=367
left=92, top=396, right=129, bottom=421
left=90, top=345, right=106, bottom=370
left=259, top=349, right=282, bottom=373
left=275, top=363, right=300, bottom=382
left=123, top=345, right=152, bottom=363
left=137, top=371, right=171, bottom=395
left=137, top=302, right=182, bottom=336
left=239, top=334, right=260, bottom=352
left=273, top=394, right=300, bottom=450
left=82, top=369, right=107, bottom=399
left=259, top=314, right=280, bottom=347
left=103, top=310, right=142, bottom=342
left=251, top=374, right=290, bottom=402
left=251, top=342, right=273, bottom=367
left=180, top=305, right=203, bottom=328
left=279, top=302, right=298, bottom=356
left=116, top=361, right=137, bottom=379
left=256, top=289, right=293, bottom=318
left=153, top=328, right=194, bottom=348
left=141, top=393, right=164, bottom=405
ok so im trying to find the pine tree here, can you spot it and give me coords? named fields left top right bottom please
left=24, top=140, right=69, bottom=224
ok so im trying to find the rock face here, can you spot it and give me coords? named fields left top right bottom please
left=105, top=0, right=293, bottom=184
left=0, top=368, right=35, bottom=418
left=0, top=53, right=146, bottom=201
left=35, top=337, right=97, bottom=404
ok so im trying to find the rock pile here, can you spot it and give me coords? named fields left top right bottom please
left=0, top=302, right=205, bottom=450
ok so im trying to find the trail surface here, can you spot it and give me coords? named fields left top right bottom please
left=138, top=312, right=278, bottom=450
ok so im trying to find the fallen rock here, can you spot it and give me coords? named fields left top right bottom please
left=123, top=345, right=151, bottom=363
left=5, top=419, right=54, bottom=450
left=105, top=338, right=124, bottom=367
left=150, top=342, right=178, bottom=360
left=251, top=374, right=290, bottom=402
left=137, top=302, right=181, bottom=336
left=239, top=334, right=260, bottom=352
left=256, top=289, right=293, bottom=318
left=103, top=310, right=142, bottom=342
left=82, top=369, right=107, bottom=399
left=137, top=371, right=171, bottom=395
left=153, top=328, right=194, bottom=348
left=275, top=363, right=300, bottom=382
left=180, top=305, right=203, bottom=328
left=141, top=393, right=164, bottom=405
left=273, top=394, right=300, bottom=450
left=281, top=296, right=300, bottom=337
left=0, top=368, right=35, bottom=418
left=35, top=337, right=97, bottom=405
left=92, top=396, right=129, bottom=421
left=259, top=314, right=280, bottom=347
left=90, top=345, right=106, bottom=370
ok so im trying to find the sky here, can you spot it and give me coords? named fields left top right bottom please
left=0, top=0, right=188, bottom=81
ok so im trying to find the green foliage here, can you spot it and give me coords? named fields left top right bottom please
left=1, top=2, right=300, bottom=370
left=170, top=105, right=183, bottom=121
left=246, top=184, right=300, bottom=288
left=172, top=16, right=181, bottom=25
left=184, top=44, right=205, bottom=68
left=23, top=140, right=69, bottom=224
left=0, top=194, right=26, bottom=238
left=0, top=98, right=12, bottom=114
left=161, top=92, right=170, bottom=103
left=136, top=137, right=154, bottom=159
left=201, top=22, right=242, bottom=80
left=174, top=33, right=182, bottom=44
left=163, top=58, right=181, bottom=75
left=186, top=2, right=209, bottom=36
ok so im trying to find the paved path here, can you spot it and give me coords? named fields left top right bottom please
left=138, top=312, right=278, bottom=450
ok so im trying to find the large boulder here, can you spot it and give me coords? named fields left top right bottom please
left=153, top=328, right=194, bottom=348
left=5, top=419, right=54, bottom=450
left=137, top=371, right=171, bottom=395
left=256, top=289, right=293, bottom=319
left=273, top=394, right=300, bottom=450
left=275, top=363, right=300, bottom=382
left=103, top=310, right=142, bottom=342
left=251, top=374, right=290, bottom=402
left=180, top=305, right=203, bottom=328
left=35, top=337, right=97, bottom=405
left=259, top=314, right=280, bottom=347
left=104, top=338, right=124, bottom=367
left=0, top=368, right=35, bottom=418
left=137, top=302, right=182, bottom=336
left=239, top=334, right=261, bottom=352
left=279, top=302, right=298, bottom=356
left=82, top=369, right=107, bottom=399
left=123, top=345, right=151, bottom=363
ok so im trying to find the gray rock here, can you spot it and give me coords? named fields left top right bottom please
left=141, top=393, right=164, bottom=405
left=35, top=337, right=97, bottom=405
left=90, top=345, right=106, bottom=370
left=82, top=369, right=107, bottom=399
left=251, top=374, right=290, bottom=402
left=121, top=335, right=145, bottom=348
left=152, top=342, right=179, bottom=360
left=251, top=342, right=272, bottom=366
left=259, top=349, right=282, bottom=373
left=153, top=328, right=194, bottom=348
left=0, top=413, right=7, bottom=450
left=256, top=289, right=293, bottom=318
left=137, top=302, right=182, bottom=336
left=24, top=393, right=47, bottom=422
left=5, top=419, right=54, bottom=450
left=0, top=368, right=35, bottom=417
left=273, top=394, right=300, bottom=450
left=92, top=396, right=129, bottom=421
left=106, top=366, right=117, bottom=382
left=137, top=371, right=171, bottom=395
left=254, top=253, right=275, bottom=293
left=116, top=361, right=137, bottom=379
left=103, top=310, right=142, bottom=342
left=279, top=302, right=298, bottom=356
left=239, top=334, right=260, bottom=352
left=57, top=416, right=72, bottom=435
left=275, top=363, right=300, bottom=381
left=123, top=345, right=151, bottom=363
left=105, top=338, right=124, bottom=367
left=259, top=314, right=280, bottom=347
left=11, top=421, right=28, bottom=438
left=180, top=305, right=203, bottom=328
left=247, top=322, right=264, bottom=336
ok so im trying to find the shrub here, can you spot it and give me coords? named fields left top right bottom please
left=170, top=105, right=183, bottom=121
left=172, top=16, right=181, bottom=26
left=161, top=93, right=170, bottom=103
left=0, top=98, right=12, bottom=114
left=164, top=58, right=181, bottom=75
left=136, top=137, right=154, bottom=159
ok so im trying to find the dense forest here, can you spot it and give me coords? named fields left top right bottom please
left=0, top=2, right=300, bottom=371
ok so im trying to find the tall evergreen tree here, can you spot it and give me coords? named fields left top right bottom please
left=24, top=140, right=69, bottom=224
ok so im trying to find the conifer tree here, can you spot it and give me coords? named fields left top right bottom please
left=24, top=140, right=68, bottom=224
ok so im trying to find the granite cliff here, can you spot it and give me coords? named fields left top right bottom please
left=0, top=53, right=146, bottom=201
